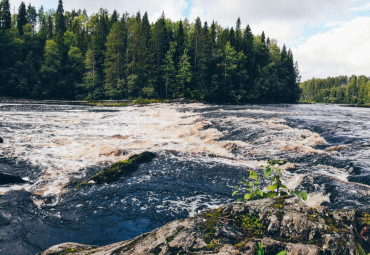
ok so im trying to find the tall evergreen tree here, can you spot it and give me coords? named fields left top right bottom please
left=176, top=49, right=192, bottom=97
left=162, top=41, right=177, bottom=98
left=235, top=18, right=242, bottom=51
left=1, top=0, right=11, bottom=30
left=17, top=2, right=27, bottom=35
left=152, top=12, right=170, bottom=97
left=26, top=4, right=37, bottom=32
left=104, top=21, right=127, bottom=98
left=55, top=0, right=66, bottom=47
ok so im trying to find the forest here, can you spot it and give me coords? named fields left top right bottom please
left=0, top=0, right=301, bottom=104
left=300, top=75, right=370, bottom=105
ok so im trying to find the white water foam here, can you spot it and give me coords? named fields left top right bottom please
left=1, top=103, right=364, bottom=207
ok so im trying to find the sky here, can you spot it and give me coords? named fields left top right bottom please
left=9, top=0, right=370, bottom=81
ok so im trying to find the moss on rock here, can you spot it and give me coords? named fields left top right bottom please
left=76, top=152, right=156, bottom=188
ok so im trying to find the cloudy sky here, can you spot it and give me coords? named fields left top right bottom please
left=9, top=0, right=370, bottom=80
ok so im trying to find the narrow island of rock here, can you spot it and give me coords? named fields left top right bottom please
left=42, top=195, right=369, bottom=255
left=75, top=151, right=156, bottom=188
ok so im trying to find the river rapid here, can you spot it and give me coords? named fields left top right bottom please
left=0, top=103, right=369, bottom=254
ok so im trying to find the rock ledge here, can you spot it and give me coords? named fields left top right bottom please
left=42, top=196, right=369, bottom=255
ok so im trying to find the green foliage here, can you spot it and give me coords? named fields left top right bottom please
left=176, top=49, right=192, bottom=98
left=17, top=2, right=27, bottom=35
left=1, top=0, right=11, bottom=30
left=162, top=41, right=177, bottom=99
left=300, top=75, right=370, bottom=105
left=0, top=2, right=300, bottom=103
left=256, top=242, right=264, bottom=255
left=233, top=160, right=308, bottom=202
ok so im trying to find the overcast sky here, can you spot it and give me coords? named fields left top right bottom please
left=9, top=0, right=370, bottom=81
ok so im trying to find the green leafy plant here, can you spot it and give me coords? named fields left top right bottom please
left=256, top=242, right=264, bottom=255
left=233, top=160, right=308, bottom=202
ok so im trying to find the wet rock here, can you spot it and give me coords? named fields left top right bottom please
left=0, top=137, right=3, bottom=143
left=0, top=173, right=26, bottom=185
left=41, top=243, right=98, bottom=255
left=41, top=196, right=369, bottom=255
left=75, top=152, right=156, bottom=188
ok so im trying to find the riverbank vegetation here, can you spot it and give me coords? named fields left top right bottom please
left=300, top=75, right=370, bottom=105
left=0, top=0, right=300, bottom=104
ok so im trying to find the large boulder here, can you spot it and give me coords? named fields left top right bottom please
left=0, top=173, right=26, bottom=185
left=42, top=195, right=369, bottom=254
left=75, top=152, right=156, bottom=188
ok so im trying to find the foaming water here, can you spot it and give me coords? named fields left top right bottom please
left=0, top=103, right=369, bottom=254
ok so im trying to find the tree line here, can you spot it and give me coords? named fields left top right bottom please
left=0, top=0, right=301, bottom=104
left=300, top=75, right=370, bottom=105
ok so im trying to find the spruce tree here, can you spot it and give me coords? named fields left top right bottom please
left=162, top=41, right=177, bottom=98
left=104, top=21, right=127, bottom=98
left=1, top=0, right=11, bottom=30
left=175, top=20, right=185, bottom=65
left=235, top=18, right=242, bottom=51
left=17, top=2, right=27, bottom=35
left=152, top=12, right=170, bottom=97
left=55, top=0, right=66, bottom=45
left=176, top=49, right=192, bottom=98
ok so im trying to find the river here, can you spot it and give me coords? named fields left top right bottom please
left=0, top=103, right=369, bottom=254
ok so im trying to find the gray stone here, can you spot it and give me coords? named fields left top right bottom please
left=41, top=196, right=369, bottom=255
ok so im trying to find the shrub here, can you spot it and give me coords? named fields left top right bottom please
left=232, top=160, right=307, bottom=202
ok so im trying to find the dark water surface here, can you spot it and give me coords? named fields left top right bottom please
left=0, top=103, right=369, bottom=254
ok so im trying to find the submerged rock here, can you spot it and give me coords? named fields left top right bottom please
left=41, top=195, right=369, bottom=255
left=0, top=173, right=26, bottom=185
left=76, top=152, right=156, bottom=188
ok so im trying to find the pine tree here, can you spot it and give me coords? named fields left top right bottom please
left=1, top=0, right=11, bottom=30
left=17, top=2, right=27, bottom=35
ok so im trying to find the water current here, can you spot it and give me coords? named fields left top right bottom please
left=0, top=103, right=369, bottom=254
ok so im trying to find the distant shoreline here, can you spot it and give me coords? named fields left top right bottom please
left=1, top=98, right=369, bottom=108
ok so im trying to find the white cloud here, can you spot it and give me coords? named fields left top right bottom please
left=293, top=17, right=370, bottom=80
left=9, top=0, right=188, bottom=22
left=187, top=0, right=351, bottom=43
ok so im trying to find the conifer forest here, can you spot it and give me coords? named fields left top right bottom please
left=0, top=0, right=301, bottom=103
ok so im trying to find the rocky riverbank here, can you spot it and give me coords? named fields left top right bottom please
left=42, top=195, right=369, bottom=255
